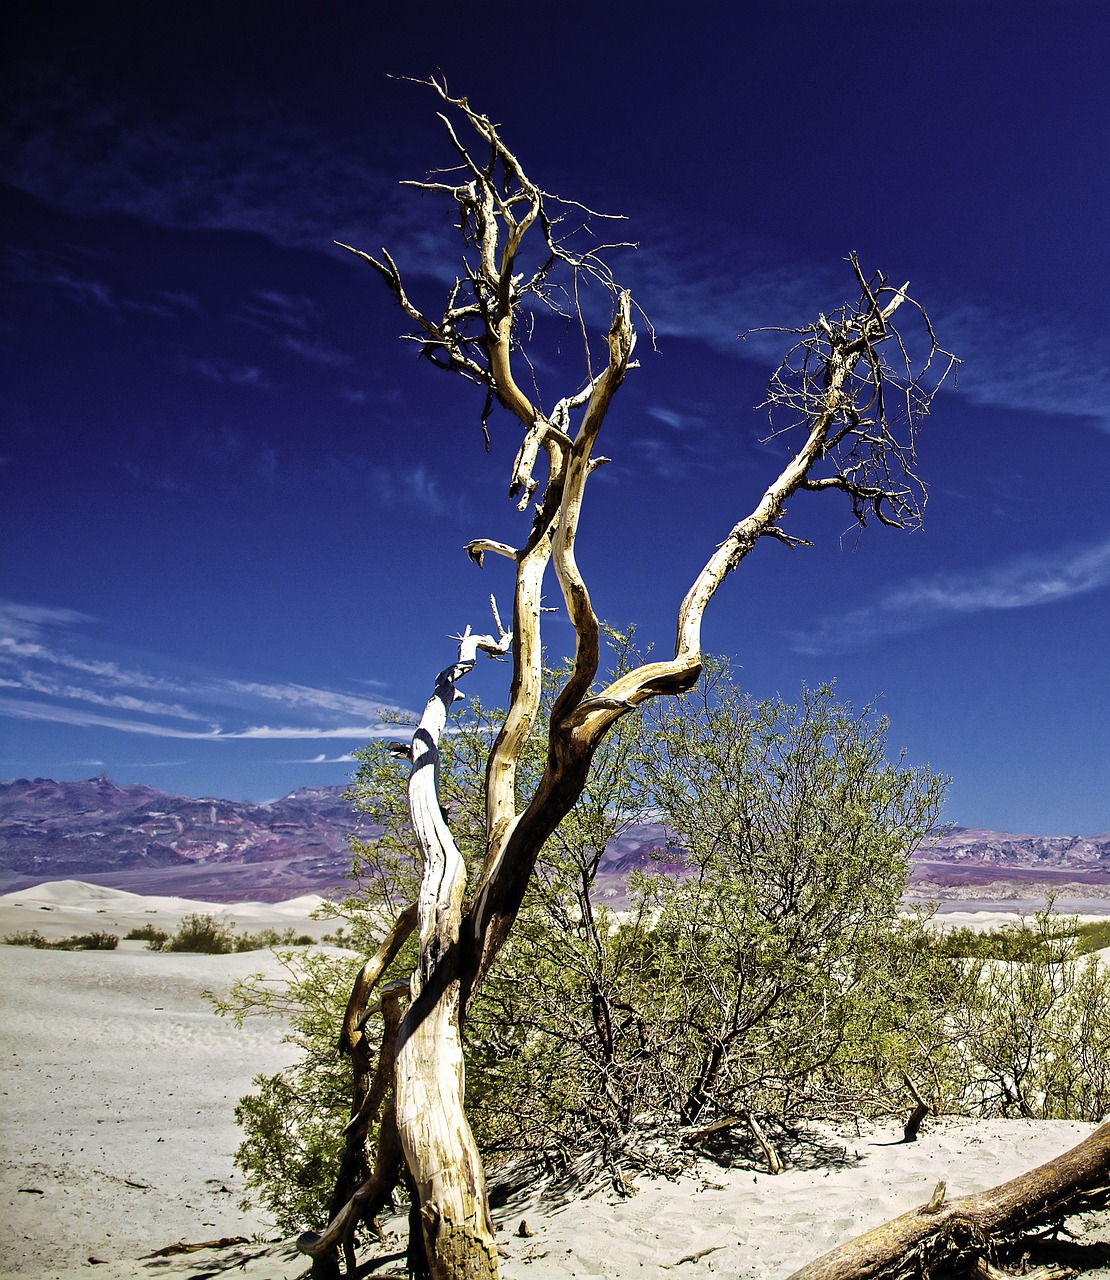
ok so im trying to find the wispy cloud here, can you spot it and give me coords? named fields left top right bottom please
left=5, top=246, right=199, bottom=319
left=280, top=334, right=353, bottom=367
left=625, top=233, right=845, bottom=361
left=288, top=752, right=359, bottom=764
left=0, top=599, right=413, bottom=741
left=646, top=406, right=705, bottom=432
left=180, top=355, right=273, bottom=389
left=319, top=454, right=467, bottom=521
left=616, top=203, right=1110, bottom=433
left=0, top=698, right=397, bottom=740
left=0, top=72, right=442, bottom=265
left=932, top=302, right=1110, bottom=431
left=9, top=71, right=1104, bottom=435
left=237, top=289, right=353, bottom=367
left=792, top=536, right=1110, bottom=655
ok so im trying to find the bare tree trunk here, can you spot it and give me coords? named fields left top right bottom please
left=313, top=77, right=956, bottom=1280
left=393, top=627, right=509, bottom=1280
left=785, top=1121, right=1110, bottom=1280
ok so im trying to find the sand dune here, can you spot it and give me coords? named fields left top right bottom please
left=2, top=884, right=1108, bottom=1279
left=0, top=878, right=334, bottom=945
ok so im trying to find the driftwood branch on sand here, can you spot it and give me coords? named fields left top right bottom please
left=785, top=1121, right=1110, bottom=1280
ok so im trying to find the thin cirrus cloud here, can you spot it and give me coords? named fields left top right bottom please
left=286, top=753, right=359, bottom=764
left=630, top=238, right=1110, bottom=433
left=0, top=699, right=399, bottom=741
left=0, top=72, right=443, bottom=266
left=0, top=599, right=412, bottom=741
left=5, top=245, right=201, bottom=319
left=236, top=290, right=354, bottom=368
left=8, top=73, right=1107, bottom=437
left=792, top=536, right=1110, bottom=655
left=181, top=355, right=274, bottom=389
left=933, top=303, right=1110, bottom=432
left=319, top=454, right=467, bottom=522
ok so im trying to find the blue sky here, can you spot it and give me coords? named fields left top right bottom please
left=2, top=1, right=1108, bottom=834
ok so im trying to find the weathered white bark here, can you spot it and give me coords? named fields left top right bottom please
left=395, top=626, right=509, bottom=1280
left=323, top=78, right=955, bottom=1280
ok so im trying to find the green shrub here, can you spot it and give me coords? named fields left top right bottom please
left=3, top=929, right=119, bottom=951
left=927, top=908, right=1110, bottom=1121
left=154, top=917, right=316, bottom=953
left=1075, top=919, right=1110, bottom=955
left=223, top=660, right=955, bottom=1219
left=68, top=931, right=119, bottom=950
left=233, top=927, right=315, bottom=952
left=125, top=924, right=170, bottom=948
left=3, top=929, right=49, bottom=948
left=162, top=913, right=236, bottom=954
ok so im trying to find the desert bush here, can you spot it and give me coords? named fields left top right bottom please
left=928, top=908, right=1110, bottom=1121
left=3, top=929, right=50, bottom=947
left=125, top=923, right=170, bottom=947
left=1075, top=918, right=1110, bottom=954
left=157, top=917, right=316, bottom=955
left=234, top=927, right=315, bottom=951
left=225, top=654, right=957, bottom=1217
left=214, top=946, right=374, bottom=1232
left=465, top=670, right=948, bottom=1173
left=217, top=634, right=1110, bottom=1223
left=3, top=929, right=119, bottom=950
left=70, top=930, right=119, bottom=950
left=162, top=913, right=236, bottom=953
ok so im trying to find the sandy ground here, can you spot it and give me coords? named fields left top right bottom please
left=2, top=882, right=1108, bottom=1280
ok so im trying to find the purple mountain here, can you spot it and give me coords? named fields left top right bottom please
left=0, top=777, right=1106, bottom=904
left=0, top=775, right=377, bottom=901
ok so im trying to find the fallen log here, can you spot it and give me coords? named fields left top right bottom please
left=785, top=1121, right=1110, bottom=1280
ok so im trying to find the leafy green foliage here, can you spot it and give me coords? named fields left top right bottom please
left=1076, top=918, right=1110, bottom=954
left=919, top=908, right=1110, bottom=1121
left=220, top=650, right=1110, bottom=1223
left=467, top=669, right=950, bottom=1172
left=159, top=914, right=315, bottom=954
left=162, top=913, right=237, bottom=953
left=214, top=948, right=370, bottom=1233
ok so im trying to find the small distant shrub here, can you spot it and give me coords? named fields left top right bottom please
left=70, top=931, right=119, bottom=950
left=1075, top=919, right=1110, bottom=955
left=125, top=924, right=170, bottom=948
left=3, top=929, right=118, bottom=951
left=928, top=922, right=1066, bottom=964
left=3, top=929, right=49, bottom=948
left=158, top=915, right=315, bottom=954
left=233, top=927, right=315, bottom=952
left=927, top=914, right=1110, bottom=964
left=162, top=913, right=236, bottom=954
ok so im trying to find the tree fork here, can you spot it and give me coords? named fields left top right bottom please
left=319, top=78, right=956, bottom=1280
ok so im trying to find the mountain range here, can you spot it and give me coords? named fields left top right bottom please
left=1, top=775, right=1107, bottom=904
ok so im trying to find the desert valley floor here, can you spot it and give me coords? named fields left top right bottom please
left=2, top=881, right=1108, bottom=1280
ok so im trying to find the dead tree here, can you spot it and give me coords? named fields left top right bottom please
left=301, top=77, right=955, bottom=1280
left=784, top=1120, right=1110, bottom=1280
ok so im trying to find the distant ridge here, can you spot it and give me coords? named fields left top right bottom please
left=0, top=775, right=375, bottom=901
left=1, top=776, right=1107, bottom=904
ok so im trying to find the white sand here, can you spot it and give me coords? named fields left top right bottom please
left=0, top=877, right=333, bottom=943
left=0, top=944, right=299, bottom=1277
left=2, top=883, right=1107, bottom=1280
